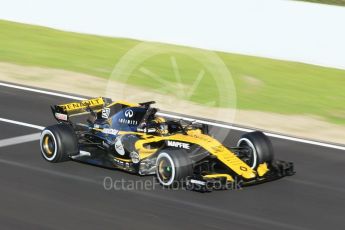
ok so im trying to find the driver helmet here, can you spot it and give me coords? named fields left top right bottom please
left=153, top=117, right=168, bottom=135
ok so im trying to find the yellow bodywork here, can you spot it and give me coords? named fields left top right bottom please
left=58, top=98, right=137, bottom=114
left=132, top=130, right=257, bottom=179
left=114, top=157, right=132, bottom=163
left=203, top=174, right=234, bottom=182
left=59, top=97, right=105, bottom=113
left=257, top=163, right=269, bottom=177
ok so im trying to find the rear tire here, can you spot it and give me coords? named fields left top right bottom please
left=40, top=124, right=79, bottom=163
left=156, top=149, right=193, bottom=187
left=237, top=131, right=274, bottom=169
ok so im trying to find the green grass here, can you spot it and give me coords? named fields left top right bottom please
left=0, top=20, right=345, bottom=125
left=297, top=0, right=345, bottom=6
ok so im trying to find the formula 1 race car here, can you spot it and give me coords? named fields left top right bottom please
left=40, top=97, right=295, bottom=191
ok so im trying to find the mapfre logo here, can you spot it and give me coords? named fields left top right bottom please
left=124, top=109, right=134, bottom=118
left=167, top=141, right=190, bottom=149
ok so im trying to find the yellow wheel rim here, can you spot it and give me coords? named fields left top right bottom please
left=43, top=135, right=54, bottom=156
left=158, top=159, right=172, bottom=181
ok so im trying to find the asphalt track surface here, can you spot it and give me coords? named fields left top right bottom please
left=0, top=83, right=345, bottom=230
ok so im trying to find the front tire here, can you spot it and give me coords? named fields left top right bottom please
left=156, top=149, right=193, bottom=187
left=40, top=124, right=79, bottom=163
left=237, top=131, right=274, bottom=169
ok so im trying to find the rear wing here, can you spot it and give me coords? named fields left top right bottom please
left=51, top=97, right=112, bottom=122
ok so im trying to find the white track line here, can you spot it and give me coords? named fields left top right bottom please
left=0, top=118, right=45, bottom=130
left=0, top=133, right=41, bottom=148
left=0, top=82, right=85, bottom=100
left=1, top=82, right=345, bottom=151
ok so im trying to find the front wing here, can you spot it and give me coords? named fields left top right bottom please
left=186, top=160, right=295, bottom=192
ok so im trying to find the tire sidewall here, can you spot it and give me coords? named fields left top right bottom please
left=156, top=149, right=193, bottom=187
left=237, top=131, right=274, bottom=169
left=40, top=124, right=78, bottom=163
left=237, top=138, right=258, bottom=169
left=40, top=129, right=59, bottom=161
left=156, top=152, right=176, bottom=186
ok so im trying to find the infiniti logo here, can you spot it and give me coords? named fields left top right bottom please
left=124, top=109, right=134, bottom=118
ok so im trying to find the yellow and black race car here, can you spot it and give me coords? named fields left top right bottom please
left=40, top=97, right=294, bottom=191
